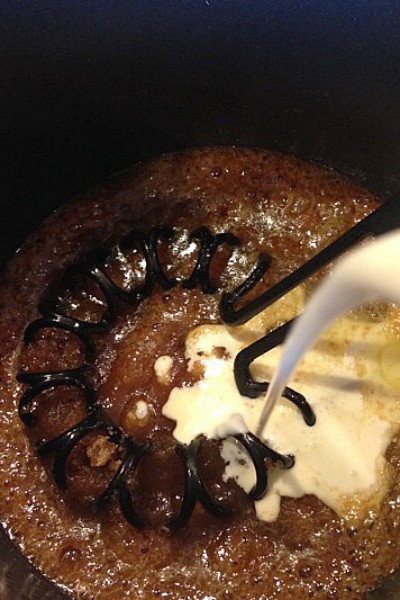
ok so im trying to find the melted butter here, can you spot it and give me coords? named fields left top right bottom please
left=162, top=305, right=400, bottom=523
left=227, top=285, right=304, bottom=344
left=378, top=343, right=400, bottom=391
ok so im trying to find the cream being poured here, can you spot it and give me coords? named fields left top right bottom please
left=162, top=230, right=400, bottom=522
left=257, top=230, right=400, bottom=435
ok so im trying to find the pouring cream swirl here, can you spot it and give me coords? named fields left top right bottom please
left=162, top=232, right=400, bottom=523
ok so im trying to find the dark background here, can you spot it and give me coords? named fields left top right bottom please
left=2, top=0, right=400, bottom=264
left=2, top=1, right=400, bottom=597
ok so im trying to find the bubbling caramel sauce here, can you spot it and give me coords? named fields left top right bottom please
left=1, top=147, right=400, bottom=599
left=163, top=312, right=400, bottom=524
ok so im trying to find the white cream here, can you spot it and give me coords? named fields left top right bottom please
left=257, top=230, right=400, bottom=435
left=154, top=355, right=174, bottom=384
left=163, top=274, right=400, bottom=522
left=135, top=400, right=149, bottom=420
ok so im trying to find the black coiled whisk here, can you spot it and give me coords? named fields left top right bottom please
left=17, top=225, right=313, bottom=529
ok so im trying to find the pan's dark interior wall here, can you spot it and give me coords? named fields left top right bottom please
left=2, top=0, right=400, bottom=263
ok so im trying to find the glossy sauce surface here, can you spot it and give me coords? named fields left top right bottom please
left=1, top=148, right=399, bottom=599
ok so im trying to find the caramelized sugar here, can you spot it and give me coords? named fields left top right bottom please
left=1, top=147, right=398, bottom=599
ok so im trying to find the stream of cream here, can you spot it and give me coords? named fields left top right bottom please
left=162, top=229, right=400, bottom=522
left=256, top=230, right=400, bottom=436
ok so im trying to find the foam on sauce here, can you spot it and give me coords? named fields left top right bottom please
left=154, top=355, right=174, bottom=384
left=135, top=400, right=149, bottom=420
left=163, top=232, right=400, bottom=523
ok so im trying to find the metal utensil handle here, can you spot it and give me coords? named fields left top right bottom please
left=223, top=194, right=400, bottom=326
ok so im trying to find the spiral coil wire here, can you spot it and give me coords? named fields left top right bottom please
left=17, top=226, right=312, bottom=529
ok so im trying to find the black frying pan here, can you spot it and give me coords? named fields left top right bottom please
left=2, top=1, right=400, bottom=597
